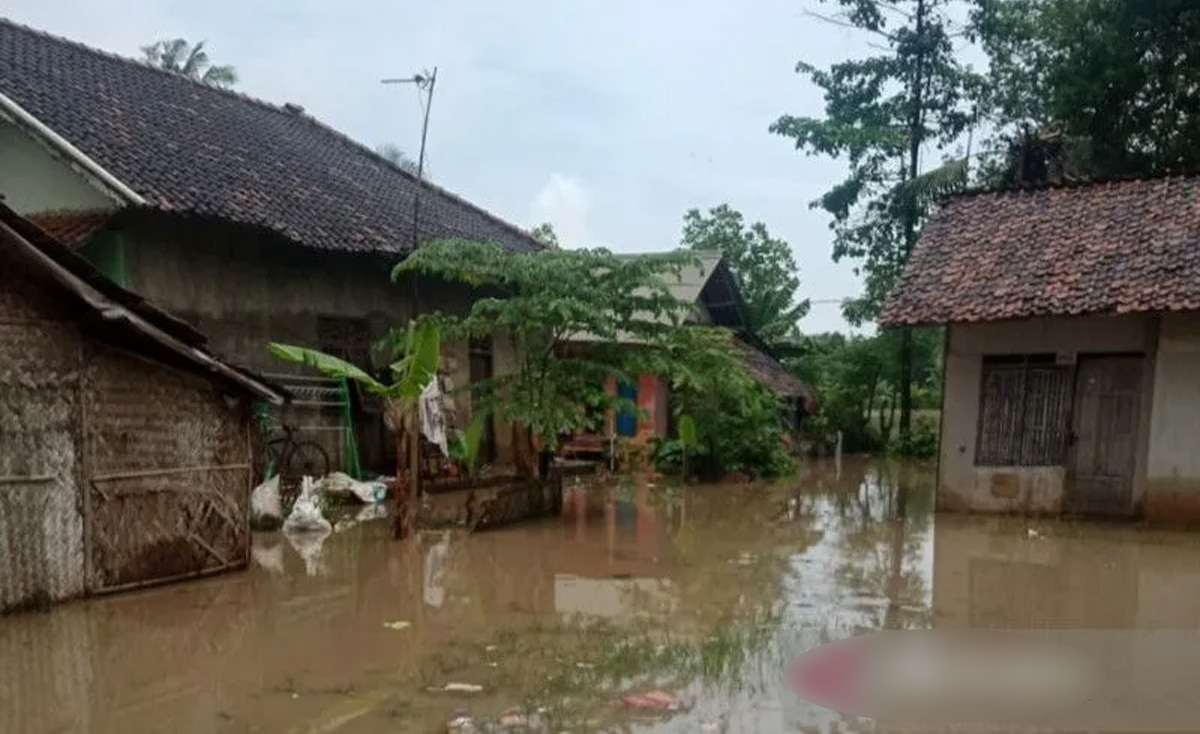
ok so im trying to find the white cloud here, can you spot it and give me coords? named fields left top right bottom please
left=528, top=174, right=603, bottom=250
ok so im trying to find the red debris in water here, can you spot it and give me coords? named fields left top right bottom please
left=621, top=690, right=680, bottom=711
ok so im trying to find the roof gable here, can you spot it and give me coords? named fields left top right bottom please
left=881, top=176, right=1200, bottom=326
left=0, top=17, right=541, bottom=256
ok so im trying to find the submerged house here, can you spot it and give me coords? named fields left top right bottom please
left=562, top=252, right=813, bottom=456
left=0, top=17, right=543, bottom=473
left=882, top=176, right=1200, bottom=521
left=0, top=202, right=285, bottom=612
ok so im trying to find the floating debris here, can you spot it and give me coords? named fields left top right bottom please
left=382, top=620, right=411, bottom=631
left=621, top=689, right=681, bottom=711
left=429, top=682, right=484, bottom=693
left=497, top=711, right=528, bottom=727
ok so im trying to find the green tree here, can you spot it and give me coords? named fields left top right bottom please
left=529, top=222, right=561, bottom=249
left=395, top=240, right=790, bottom=479
left=772, top=0, right=978, bottom=443
left=376, top=144, right=421, bottom=176
left=974, top=0, right=1200, bottom=180
left=681, top=205, right=808, bottom=347
left=141, top=39, right=238, bottom=88
left=792, top=328, right=942, bottom=456
left=395, top=240, right=692, bottom=475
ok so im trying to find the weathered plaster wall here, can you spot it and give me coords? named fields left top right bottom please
left=0, top=119, right=115, bottom=213
left=940, top=314, right=1155, bottom=515
left=1145, top=313, right=1200, bottom=521
left=120, top=219, right=517, bottom=470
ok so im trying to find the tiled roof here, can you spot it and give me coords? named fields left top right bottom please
left=24, top=210, right=112, bottom=247
left=0, top=18, right=541, bottom=255
left=880, top=176, right=1200, bottom=326
left=732, top=336, right=815, bottom=408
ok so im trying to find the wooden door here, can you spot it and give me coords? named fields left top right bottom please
left=1067, top=356, right=1143, bottom=517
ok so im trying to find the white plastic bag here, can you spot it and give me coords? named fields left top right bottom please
left=320, top=472, right=388, bottom=504
left=251, top=474, right=282, bottom=529
left=283, top=476, right=332, bottom=534
left=420, top=378, right=449, bottom=457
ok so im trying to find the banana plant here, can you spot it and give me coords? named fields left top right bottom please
left=269, top=319, right=441, bottom=538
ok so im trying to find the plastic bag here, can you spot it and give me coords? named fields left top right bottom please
left=251, top=474, right=282, bottom=530
left=320, top=472, right=389, bottom=504
left=283, top=476, right=332, bottom=534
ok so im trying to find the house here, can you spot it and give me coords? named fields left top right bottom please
left=0, top=17, right=543, bottom=473
left=881, top=175, right=1200, bottom=521
left=0, top=202, right=286, bottom=613
left=561, top=252, right=814, bottom=458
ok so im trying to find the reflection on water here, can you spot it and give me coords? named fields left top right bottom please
left=4, top=458, right=1200, bottom=732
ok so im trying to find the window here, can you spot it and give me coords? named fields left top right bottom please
left=975, top=355, right=1072, bottom=466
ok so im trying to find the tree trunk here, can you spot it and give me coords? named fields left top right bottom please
left=391, top=421, right=418, bottom=540
left=898, top=0, right=928, bottom=446
left=513, top=424, right=538, bottom=478
left=391, top=429, right=410, bottom=539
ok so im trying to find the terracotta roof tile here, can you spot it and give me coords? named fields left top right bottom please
left=24, top=210, right=112, bottom=247
left=0, top=18, right=541, bottom=255
left=880, top=176, right=1200, bottom=326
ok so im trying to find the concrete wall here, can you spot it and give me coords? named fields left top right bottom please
left=118, top=217, right=517, bottom=470
left=940, top=314, right=1156, bottom=515
left=1144, top=313, right=1200, bottom=520
left=0, top=119, right=115, bottom=214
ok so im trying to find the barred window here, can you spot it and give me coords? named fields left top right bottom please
left=975, top=355, right=1072, bottom=466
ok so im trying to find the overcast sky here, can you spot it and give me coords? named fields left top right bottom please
left=4, top=0, right=880, bottom=333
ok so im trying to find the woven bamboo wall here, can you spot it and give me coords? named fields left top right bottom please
left=0, top=272, right=87, bottom=613
left=83, top=345, right=251, bottom=591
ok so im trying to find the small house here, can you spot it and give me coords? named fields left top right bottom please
left=561, top=252, right=814, bottom=457
left=0, top=203, right=285, bottom=612
left=881, top=176, right=1200, bottom=521
left=0, top=18, right=544, bottom=475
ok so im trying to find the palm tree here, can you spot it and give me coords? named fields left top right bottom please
left=141, top=39, right=238, bottom=88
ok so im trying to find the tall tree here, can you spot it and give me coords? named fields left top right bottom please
left=681, top=205, right=809, bottom=347
left=772, top=0, right=978, bottom=442
left=141, top=39, right=238, bottom=88
left=975, top=0, right=1200, bottom=180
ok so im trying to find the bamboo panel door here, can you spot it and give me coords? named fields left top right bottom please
left=84, top=346, right=251, bottom=593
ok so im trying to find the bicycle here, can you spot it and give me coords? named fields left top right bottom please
left=262, top=423, right=330, bottom=481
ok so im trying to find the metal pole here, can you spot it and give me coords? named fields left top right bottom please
left=381, top=67, right=439, bottom=528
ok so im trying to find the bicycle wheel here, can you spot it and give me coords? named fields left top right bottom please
left=287, top=440, right=330, bottom=478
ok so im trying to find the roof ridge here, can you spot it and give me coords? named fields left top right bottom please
left=0, top=16, right=543, bottom=251
left=949, top=170, right=1200, bottom=201
left=0, top=16, right=302, bottom=120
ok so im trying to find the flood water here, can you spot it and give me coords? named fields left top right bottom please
left=6, top=458, right=1200, bottom=733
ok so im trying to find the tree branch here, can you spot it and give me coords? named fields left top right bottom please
left=802, top=9, right=898, bottom=41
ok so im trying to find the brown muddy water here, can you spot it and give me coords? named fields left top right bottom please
left=5, top=458, right=1200, bottom=733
